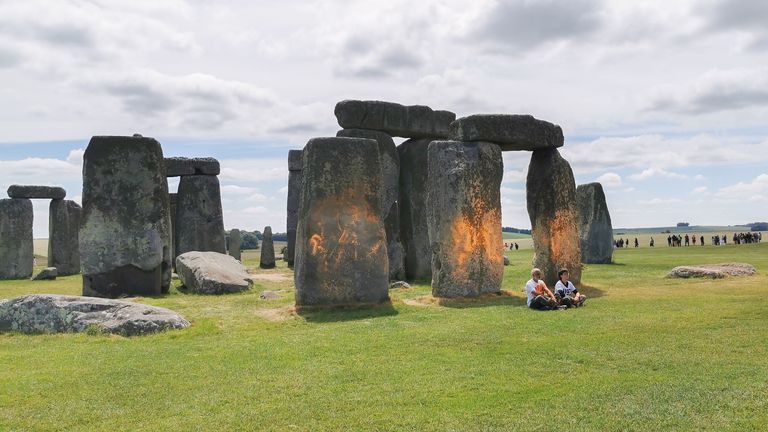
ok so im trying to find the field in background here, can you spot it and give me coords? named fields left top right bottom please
left=2, top=242, right=767, bottom=430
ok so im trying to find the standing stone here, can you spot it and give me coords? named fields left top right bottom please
left=427, top=141, right=504, bottom=298
left=526, top=148, right=582, bottom=287
left=0, top=198, right=33, bottom=279
left=228, top=228, right=242, bottom=261
left=80, top=135, right=172, bottom=298
left=576, top=183, right=613, bottom=264
left=337, top=129, right=405, bottom=280
left=260, top=226, right=275, bottom=269
left=286, top=149, right=303, bottom=268
left=398, top=138, right=433, bottom=280
left=334, top=100, right=456, bottom=139
left=48, top=199, right=81, bottom=275
left=294, top=137, right=389, bottom=306
left=169, top=192, right=177, bottom=268
left=175, top=175, right=226, bottom=262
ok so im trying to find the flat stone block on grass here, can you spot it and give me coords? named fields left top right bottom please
left=335, top=100, right=455, bottom=139
left=176, top=251, right=253, bottom=294
left=294, top=137, right=389, bottom=307
left=449, top=114, right=563, bottom=151
left=427, top=141, right=504, bottom=298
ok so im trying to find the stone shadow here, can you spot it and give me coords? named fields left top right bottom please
left=433, top=290, right=527, bottom=309
left=577, top=284, right=606, bottom=299
left=297, top=301, right=399, bottom=323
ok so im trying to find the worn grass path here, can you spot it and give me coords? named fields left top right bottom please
left=1, top=244, right=767, bottom=431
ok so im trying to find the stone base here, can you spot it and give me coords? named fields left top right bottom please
left=83, top=265, right=162, bottom=298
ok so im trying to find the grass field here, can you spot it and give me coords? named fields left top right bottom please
left=2, top=243, right=767, bottom=431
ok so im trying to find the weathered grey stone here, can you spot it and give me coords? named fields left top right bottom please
left=164, top=157, right=220, bottom=176
left=0, top=294, right=190, bottom=336
left=576, top=183, right=613, bottom=264
left=398, top=139, right=433, bottom=280
left=228, top=228, right=242, bottom=261
left=448, top=115, right=564, bottom=151
left=503, top=256, right=510, bottom=266
left=427, top=141, right=504, bottom=298
left=260, top=226, right=275, bottom=269
left=389, top=281, right=412, bottom=290
left=31, top=267, right=57, bottom=280
left=667, top=263, right=757, bottom=279
left=526, top=148, right=582, bottom=288
left=175, top=175, right=226, bottom=263
left=0, top=198, right=33, bottom=279
left=334, top=100, right=456, bottom=139
left=294, top=137, right=389, bottom=306
left=48, top=199, right=81, bottom=275
left=286, top=149, right=303, bottom=267
left=80, top=135, right=172, bottom=298
left=7, top=185, right=66, bottom=200
left=175, top=251, right=253, bottom=294
left=337, top=128, right=405, bottom=280
left=169, top=192, right=177, bottom=268
left=259, top=290, right=281, bottom=300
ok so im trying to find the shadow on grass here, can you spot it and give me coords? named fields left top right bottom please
left=297, top=301, right=399, bottom=323
left=578, top=284, right=606, bottom=299
left=430, top=290, right=528, bottom=309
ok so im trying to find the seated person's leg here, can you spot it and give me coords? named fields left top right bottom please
left=530, top=295, right=551, bottom=310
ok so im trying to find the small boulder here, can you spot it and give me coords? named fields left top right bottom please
left=503, top=256, right=510, bottom=266
left=259, top=290, right=281, bottom=300
left=0, top=294, right=190, bottom=336
left=389, top=281, right=412, bottom=290
left=176, top=251, right=253, bottom=294
left=31, top=267, right=58, bottom=280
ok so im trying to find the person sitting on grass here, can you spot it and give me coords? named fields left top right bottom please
left=525, top=268, right=558, bottom=310
left=554, top=269, right=586, bottom=308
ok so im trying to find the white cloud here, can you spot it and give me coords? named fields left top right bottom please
left=716, top=173, right=768, bottom=201
left=596, top=172, right=622, bottom=187
left=692, top=186, right=709, bottom=194
left=629, top=167, right=687, bottom=181
left=219, top=159, right=287, bottom=183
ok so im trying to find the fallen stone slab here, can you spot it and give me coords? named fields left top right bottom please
left=259, top=290, right=281, bottom=300
left=335, top=100, right=456, bottom=139
left=448, top=114, right=564, bottom=151
left=164, top=157, right=220, bottom=176
left=31, top=267, right=57, bottom=280
left=176, top=251, right=253, bottom=294
left=667, top=263, right=757, bottom=279
left=0, top=294, right=190, bottom=336
left=7, top=185, right=66, bottom=200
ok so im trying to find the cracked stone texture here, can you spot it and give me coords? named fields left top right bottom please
left=0, top=294, right=190, bottom=336
left=80, top=135, right=172, bottom=298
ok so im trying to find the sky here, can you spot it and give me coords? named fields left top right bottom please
left=0, top=0, right=766, bottom=237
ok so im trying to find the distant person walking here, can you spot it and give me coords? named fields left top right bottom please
left=650, top=237, right=655, bottom=247
left=700, top=235, right=704, bottom=245
left=634, top=238, right=639, bottom=248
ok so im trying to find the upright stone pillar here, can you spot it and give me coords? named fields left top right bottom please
left=526, top=148, right=582, bottom=287
left=285, top=149, right=303, bottom=268
left=337, top=128, right=404, bottom=280
left=228, top=228, right=242, bottom=261
left=175, top=175, right=226, bottom=259
left=398, top=138, right=433, bottom=280
left=169, top=192, right=177, bottom=268
left=0, top=198, right=33, bottom=279
left=294, top=137, right=389, bottom=306
left=48, top=199, right=81, bottom=275
left=576, top=183, right=613, bottom=264
left=259, top=226, right=275, bottom=269
left=427, top=141, right=504, bottom=298
left=80, top=135, right=172, bottom=298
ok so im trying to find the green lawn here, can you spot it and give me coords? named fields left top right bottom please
left=1, top=244, right=767, bottom=431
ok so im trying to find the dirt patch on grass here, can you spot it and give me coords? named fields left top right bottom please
left=402, top=290, right=525, bottom=308
left=254, top=306, right=297, bottom=322
left=249, top=273, right=292, bottom=282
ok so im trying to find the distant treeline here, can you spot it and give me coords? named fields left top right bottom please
left=226, top=230, right=290, bottom=250
left=747, top=222, right=768, bottom=231
left=502, top=227, right=532, bottom=235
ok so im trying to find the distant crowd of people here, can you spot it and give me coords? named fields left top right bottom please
left=613, top=232, right=762, bottom=248
left=504, top=242, right=519, bottom=250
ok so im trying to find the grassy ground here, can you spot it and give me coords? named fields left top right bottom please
left=1, top=244, right=767, bottom=431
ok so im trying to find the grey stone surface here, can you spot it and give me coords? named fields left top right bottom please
left=668, top=263, right=757, bottom=279
left=260, top=226, right=275, bottom=269
left=175, top=251, right=253, bottom=294
left=7, top=185, right=66, bottom=200
left=259, top=290, right=281, bottom=300
left=48, top=199, right=81, bottom=275
left=164, top=157, right=220, bottom=176
left=334, top=100, right=456, bottom=139
left=31, top=267, right=57, bottom=280
left=228, top=228, right=242, bottom=261
left=0, top=198, right=33, bottom=279
left=286, top=149, right=303, bottom=267
left=448, top=114, right=564, bottom=151
left=80, top=135, right=172, bottom=298
left=175, top=175, right=226, bottom=263
left=576, top=183, right=613, bottom=264
left=294, top=137, right=389, bottom=306
left=427, top=141, right=504, bottom=298
left=526, top=148, right=582, bottom=288
left=503, top=256, right=510, bottom=266
left=169, top=192, right=177, bottom=268
left=398, top=138, right=433, bottom=280
left=337, top=128, right=405, bottom=280
left=389, top=281, right=412, bottom=290
left=0, top=294, right=190, bottom=336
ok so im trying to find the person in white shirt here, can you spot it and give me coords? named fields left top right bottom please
left=525, top=268, right=558, bottom=310
left=554, top=269, right=586, bottom=308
